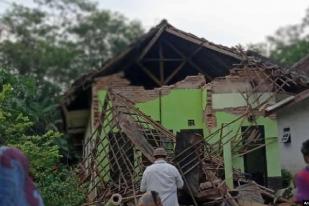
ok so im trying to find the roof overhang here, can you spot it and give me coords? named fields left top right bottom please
left=265, top=88, right=309, bottom=115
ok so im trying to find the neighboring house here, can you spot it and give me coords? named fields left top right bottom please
left=264, top=54, right=309, bottom=175
left=61, top=20, right=308, bottom=201
left=266, top=87, right=309, bottom=175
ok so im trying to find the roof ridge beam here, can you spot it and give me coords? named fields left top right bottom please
left=165, top=27, right=242, bottom=60
left=137, top=24, right=167, bottom=62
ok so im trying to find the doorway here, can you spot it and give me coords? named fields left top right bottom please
left=175, top=129, right=204, bottom=195
left=242, top=125, right=268, bottom=186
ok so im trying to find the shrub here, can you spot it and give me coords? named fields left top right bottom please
left=0, top=75, right=85, bottom=205
left=281, top=169, right=293, bottom=188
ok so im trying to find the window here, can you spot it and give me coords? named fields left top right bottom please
left=188, top=119, right=195, bottom=126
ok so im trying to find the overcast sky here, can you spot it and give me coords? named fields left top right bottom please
left=1, top=0, right=309, bottom=46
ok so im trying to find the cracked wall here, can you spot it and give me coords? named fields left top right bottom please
left=90, top=69, right=282, bottom=189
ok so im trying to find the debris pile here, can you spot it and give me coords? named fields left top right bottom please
left=58, top=20, right=309, bottom=206
left=79, top=74, right=295, bottom=205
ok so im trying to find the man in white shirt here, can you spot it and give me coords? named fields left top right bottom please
left=140, top=148, right=184, bottom=206
left=137, top=191, right=162, bottom=206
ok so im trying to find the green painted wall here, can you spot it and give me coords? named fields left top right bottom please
left=223, top=141, right=234, bottom=188
left=160, top=89, right=204, bottom=133
left=97, top=89, right=205, bottom=134
left=95, top=87, right=281, bottom=184
left=214, top=111, right=281, bottom=177
left=97, top=90, right=111, bottom=182
left=136, top=98, right=160, bottom=122
left=134, top=89, right=205, bottom=134
left=98, top=90, right=107, bottom=112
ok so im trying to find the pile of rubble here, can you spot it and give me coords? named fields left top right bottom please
left=79, top=89, right=293, bottom=206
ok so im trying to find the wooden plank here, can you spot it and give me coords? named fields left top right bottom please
left=163, top=39, right=213, bottom=81
left=164, top=61, right=186, bottom=84
left=165, top=27, right=242, bottom=60
left=233, top=144, right=266, bottom=158
left=159, top=43, right=164, bottom=84
left=143, top=58, right=183, bottom=62
left=137, top=62, right=162, bottom=86
left=238, top=200, right=267, bottom=206
left=163, top=39, right=186, bottom=58
left=138, top=24, right=167, bottom=61
left=187, top=58, right=213, bottom=81
left=190, top=43, right=204, bottom=57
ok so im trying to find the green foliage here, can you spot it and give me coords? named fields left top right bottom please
left=248, top=7, right=309, bottom=66
left=269, top=40, right=309, bottom=66
left=0, top=0, right=144, bottom=85
left=9, top=131, right=86, bottom=206
left=0, top=1, right=144, bottom=204
left=0, top=83, right=33, bottom=144
left=281, top=169, right=293, bottom=188
left=71, top=10, right=143, bottom=69
left=10, top=131, right=62, bottom=173
left=0, top=71, right=85, bottom=205
left=37, top=167, right=85, bottom=206
left=0, top=69, right=60, bottom=134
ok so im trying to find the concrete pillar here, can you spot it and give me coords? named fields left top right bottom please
left=223, top=141, right=234, bottom=189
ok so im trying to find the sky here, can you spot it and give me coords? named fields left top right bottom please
left=1, top=0, right=309, bottom=47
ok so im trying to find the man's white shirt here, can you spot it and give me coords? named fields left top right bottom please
left=140, top=159, right=184, bottom=206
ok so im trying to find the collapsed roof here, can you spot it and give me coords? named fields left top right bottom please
left=64, top=20, right=309, bottom=205
left=265, top=88, right=309, bottom=115
left=80, top=90, right=290, bottom=205
left=63, top=20, right=252, bottom=109
left=61, top=19, right=309, bottom=137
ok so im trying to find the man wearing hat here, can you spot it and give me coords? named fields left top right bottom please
left=140, top=147, right=184, bottom=206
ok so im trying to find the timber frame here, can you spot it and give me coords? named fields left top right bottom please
left=63, top=20, right=245, bottom=109
left=60, top=19, right=309, bottom=206
left=60, top=19, right=308, bottom=165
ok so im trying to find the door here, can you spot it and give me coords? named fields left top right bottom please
left=175, top=129, right=204, bottom=196
left=242, top=126, right=268, bottom=186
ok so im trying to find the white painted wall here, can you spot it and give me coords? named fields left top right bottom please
left=277, top=98, right=309, bottom=174
left=212, top=93, right=275, bottom=109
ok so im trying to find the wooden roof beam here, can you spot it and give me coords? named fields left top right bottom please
left=165, top=27, right=242, bottom=60
left=143, top=58, right=183, bottom=62
left=164, top=61, right=186, bottom=84
left=137, top=24, right=167, bottom=62
left=159, top=42, right=164, bottom=85
left=163, top=39, right=213, bottom=81
left=137, top=62, right=162, bottom=86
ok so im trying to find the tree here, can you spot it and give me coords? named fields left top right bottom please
left=248, top=7, right=309, bottom=66
left=0, top=69, right=85, bottom=206
left=0, top=69, right=60, bottom=134
left=71, top=10, right=143, bottom=70
left=0, top=0, right=144, bottom=85
left=0, top=2, right=144, bottom=204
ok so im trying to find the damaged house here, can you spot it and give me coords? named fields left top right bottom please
left=61, top=20, right=308, bottom=205
left=265, top=55, right=309, bottom=175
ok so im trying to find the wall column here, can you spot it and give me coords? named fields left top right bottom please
left=223, top=141, right=234, bottom=189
